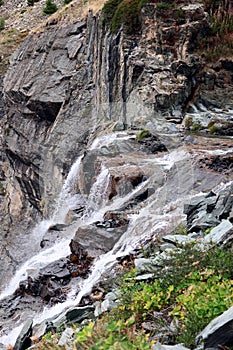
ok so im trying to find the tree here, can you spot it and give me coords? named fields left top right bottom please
left=43, top=0, right=58, bottom=14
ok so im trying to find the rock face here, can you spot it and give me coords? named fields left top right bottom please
left=2, top=2, right=209, bottom=220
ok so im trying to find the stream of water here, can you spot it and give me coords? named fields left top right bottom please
left=0, top=131, right=231, bottom=347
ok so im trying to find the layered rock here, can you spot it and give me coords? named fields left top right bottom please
left=2, top=1, right=210, bottom=221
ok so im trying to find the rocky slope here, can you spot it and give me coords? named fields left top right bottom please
left=0, top=0, right=233, bottom=347
left=1, top=0, right=233, bottom=297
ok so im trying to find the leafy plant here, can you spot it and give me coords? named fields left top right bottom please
left=136, top=129, right=150, bottom=141
left=43, top=0, right=58, bottom=14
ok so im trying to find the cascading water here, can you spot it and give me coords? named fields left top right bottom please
left=0, top=130, right=231, bottom=347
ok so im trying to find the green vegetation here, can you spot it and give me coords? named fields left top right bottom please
left=196, top=0, right=233, bottom=61
left=63, top=0, right=72, bottom=5
left=191, top=122, right=202, bottom=131
left=136, top=129, right=150, bottom=141
left=0, top=0, right=3, bottom=6
left=0, top=17, right=5, bottom=31
left=35, top=244, right=233, bottom=349
left=102, top=0, right=145, bottom=34
left=43, top=0, right=58, bottom=14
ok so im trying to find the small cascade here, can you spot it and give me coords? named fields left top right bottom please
left=52, top=155, right=84, bottom=223
left=83, top=165, right=111, bottom=221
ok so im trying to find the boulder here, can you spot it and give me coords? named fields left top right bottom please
left=70, top=223, right=127, bottom=259
left=203, top=220, right=233, bottom=245
left=13, top=319, right=33, bottom=350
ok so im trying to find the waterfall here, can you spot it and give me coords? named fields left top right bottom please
left=0, top=130, right=230, bottom=347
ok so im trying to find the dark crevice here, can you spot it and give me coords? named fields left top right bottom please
left=26, top=100, right=62, bottom=123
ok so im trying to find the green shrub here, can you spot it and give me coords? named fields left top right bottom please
left=191, top=122, right=202, bottom=131
left=0, top=0, right=3, bottom=6
left=136, top=129, right=150, bottom=141
left=184, top=115, right=193, bottom=128
left=63, top=0, right=72, bottom=5
left=208, top=124, right=220, bottom=134
left=0, top=17, right=5, bottom=31
left=102, top=0, right=145, bottom=34
left=43, top=0, right=58, bottom=14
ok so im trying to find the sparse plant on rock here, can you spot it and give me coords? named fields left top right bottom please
left=0, top=17, right=5, bottom=31
left=136, top=129, right=150, bottom=141
left=102, top=0, right=145, bottom=33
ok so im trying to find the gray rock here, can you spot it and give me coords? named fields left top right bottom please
left=159, top=243, right=176, bottom=252
left=58, top=327, right=74, bottom=347
left=13, top=319, right=33, bottom=350
left=49, top=305, right=94, bottom=329
left=135, top=273, right=155, bottom=281
left=203, top=220, right=233, bottom=245
left=162, top=234, right=196, bottom=246
left=31, top=321, right=47, bottom=341
left=153, top=342, right=190, bottom=350
left=70, top=223, right=127, bottom=258
left=94, top=290, right=119, bottom=317
left=134, top=255, right=163, bottom=274
left=196, top=305, right=233, bottom=348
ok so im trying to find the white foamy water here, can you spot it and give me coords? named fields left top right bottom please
left=53, top=155, right=84, bottom=222
left=88, top=132, right=134, bottom=150
left=83, top=166, right=111, bottom=219
left=200, top=149, right=233, bottom=156
left=0, top=237, right=73, bottom=301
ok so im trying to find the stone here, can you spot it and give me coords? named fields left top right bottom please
left=58, top=327, right=74, bottom=347
left=153, top=342, right=190, bottom=350
left=70, top=224, right=127, bottom=259
left=59, top=305, right=94, bottom=327
left=94, top=290, right=119, bottom=317
left=196, top=305, right=233, bottom=348
left=203, top=220, right=233, bottom=245
left=134, top=255, right=164, bottom=274
left=162, top=234, right=196, bottom=246
left=13, top=319, right=33, bottom=350
left=48, top=224, right=67, bottom=231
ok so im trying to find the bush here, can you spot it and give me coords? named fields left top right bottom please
left=43, top=0, right=58, bottom=14
left=136, top=129, right=150, bottom=141
left=0, top=0, right=3, bottom=6
left=102, top=0, right=145, bottom=34
left=63, top=0, right=72, bottom=5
